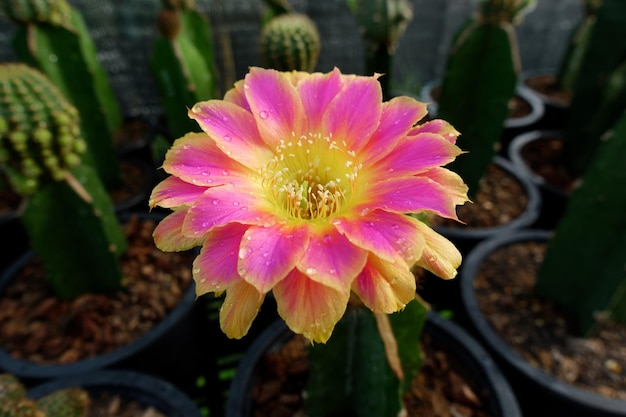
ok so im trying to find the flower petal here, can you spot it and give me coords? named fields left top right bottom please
left=153, top=210, right=204, bottom=252
left=223, top=79, right=251, bottom=112
left=360, top=96, right=428, bottom=165
left=161, top=132, right=252, bottom=187
left=238, top=224, right=309, bottom=293
left=410, top=119, right=460, bottom=144
left=374, top=133, right=463, bottom=177
left=357, top=176, right=462, bottom=219
left=220, top=281, right=264, bottom=339
left=333, top=210, right=425, bottom=265
left=193, top=223, right=250, bottom=295
left=352, top=255, right=417, bottom=314
left=189, top=100, right=273, bottom=169
left=273, top=269, right=350, bottom=343
left=418, top=167, right=469, bottom=207
left=244, top=67, right=307, bottom=148
left=322, top=74, right=382, bottom=153
left=149, top=176, right=206, bottom=209
left=296, top=68, right=343, bottom=130
left=183, top=183, right=276, bottom=236
left=413, top=220, right=462, bottom=279
left=296, top=227, right=368, bottom=292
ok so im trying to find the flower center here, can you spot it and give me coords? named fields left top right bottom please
left=261, top=132, right=362, bottom=221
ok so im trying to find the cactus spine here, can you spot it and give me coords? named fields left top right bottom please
left=0, top=63, right=126, bottom=300
left=149, top=0, right=220, bottom=140
left=0, top=0, right=122, bottom=188
left=0, top=374, right=89, bottom=417
left=437, top=0, right=535, bottom=199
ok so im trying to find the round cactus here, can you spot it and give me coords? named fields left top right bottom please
left=0, top=0, right=72, bottom=27
left=0, top=374, right=26, bottom=403
left=35, top=388, right=90, bottom=417
left=259, top=13, right=321, bottom=72
left=0, top=63, right=86, bottom=195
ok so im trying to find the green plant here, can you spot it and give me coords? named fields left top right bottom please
left=0, top=0, right=123, bottom=189
left=437, top=0, right=536, bottom=198
left=149, top=0, right=220, bottom=140
left=259, top=0, right=321, bottom=73
left=537, top=110, right=626, bottom=335
left=560, top=0, right=626, bottom=177
left=0, top=63, right=126, bottom=300
left=0, top=373, right=89, bottom=417
left=346, top=0, right=413, bottom=99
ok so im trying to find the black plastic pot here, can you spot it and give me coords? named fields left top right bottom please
left=522, top=69, right=571, bottom=130
left=28, top=370, right=203, bottom=417
left=459, top=230, right=626, bottom=417
left=225, top=313, right=522, bottom=417
left=507, top=130, right=570, bottom=229
left=0, top=213, right=197, bottom=383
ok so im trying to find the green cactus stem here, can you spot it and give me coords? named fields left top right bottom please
left=437, top=0, right=535, bottom=199
left=537, top=110, right=626, bottom=335
left=561, top=0, right=626, bottom=177
left=149, top=0, right=219, bottom=140
left=1, top=0, right=122, bottom=189
left=259, top=12, right=321, bottom=73
left=346, top=0, right=413, bottom=99
left=0, top=63, right=126, bottom=300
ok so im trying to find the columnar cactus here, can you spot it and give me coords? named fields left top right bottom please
left=0, top=0, right=122, bottom=188
left=149, top=0, right=220, bottom=140
left=0, top=63, right=126, bottom=300
left=437, top=0, right=536, bottom=198
left=346, top=0, right=413, bottom=99
left=0, top=374, right=89, bottom=417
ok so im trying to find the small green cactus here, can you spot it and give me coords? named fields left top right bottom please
left=0, top=374, right=89, bottom=417
left=0, top=63, right=126, bottom=300
left=259, top=12, right=321, bottom=73
left=0, top=0, right=122, bottom=189
left=437, top=0, right=536, bottom=199
left=149, top=0, right=220, bottom=140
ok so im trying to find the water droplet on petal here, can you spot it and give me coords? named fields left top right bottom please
left=306, top=267, right=318, bottom=275
left=192, top=267, right=201, bottom=275
left=212, top=200, right=219, bottom=205
left=329, top=268, right=337, bottom=275
left=359, top=208, right=371, bottom=216
left=233, top=201, right=239, bottom=207
left=223, top=135, right=232, bottom=142
left=222, top=115, right=229, bottom=122
left=222, top=170, right=230, bottom=176
left=323, top=235, right=332, bottom=243
left=239, top=246, right=253, bottom=259
left=201, top=171, right=210, bottom=176
left=259, top=110, right=269, bottom=119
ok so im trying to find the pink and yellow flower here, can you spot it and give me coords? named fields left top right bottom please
left=150, top=67, right=468, bottom=343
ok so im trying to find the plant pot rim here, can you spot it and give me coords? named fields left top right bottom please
left=419, top=78, right=545, bottom=128
left=507, top=129, right=570, bottom=199
left=521, top=68, right=570, bottom=110
left=225, top=312, right=522, bottom=417
left=459, top=229, right=626, bottom=416
left=27, top=369, right=203, bottom=417
left=0, top=212, right=196, bottom=379
left=434, top=155, right=541, bottom=240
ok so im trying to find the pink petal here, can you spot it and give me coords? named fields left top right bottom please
left=374, top=133, right=463, bottom=177
left=149, top=176, right=206, bottom=209
left=243, top=67, right=307, bottom=148
left=193, top=223, right=250, bottom=295
left=162, top=132, right=252, bottom=187
left=296, top=68, right=343, bottom=130
left=413, top=220, right=462, bottom=279
left=333, top=210, right=425, bottom=265
left=410, top=119, right=460, bottom=144
left=322, top=74, right=382, bottom=153
left=357, top=176, right=461, bottom=220
left=183, top=183, right=276, bottom=236
left=418, top=167, right=469, bottom=207
left=296, top=227, right=368, bottom=292
left=220, top=280, right=264, bottom=339
left=352, top=255, right=417, bottom=314
left=223, top=79, right=251, bottom=112
left=273, top=269, right=350, bottom=343
left=360, top=96, right=428, bottom=165
left=189, top=100, right=273, bottom=169
left=238, top=224, right=309, bottom=293
left=153, top=210, right=204, bottom=252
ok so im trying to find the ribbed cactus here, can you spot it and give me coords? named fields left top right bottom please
left=0, top=374, right=89, bottom=417
left=346, top=0, right=413, bottom=99
left=149, top=0, right=219, bottom=140
left=437, top=0, right=535, bottom=199
left=0, top=63, right=126, bottom=300
left=561, top=0, right=626, bottom=177
left=259, top=12, right=321, bottom=73
left=537, top=110, right=626, bottom=335
left=0, top=0, right=122, bottom=189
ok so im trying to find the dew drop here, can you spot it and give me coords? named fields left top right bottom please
left=366, top=221, right=375, bottom=227
left=329, top=268, right=337, bottom=275
left=212, top=200, right=219, bottom=205
left=391, top=224, right=400, bottom=230
left=192, top=267, right=201, bottom=275
left=223, top=135, right=232, bottom=142
left=222, top=115, right=229, bottom=122
left=323, top=235, right=332, bottom=244
left=259, top=110, right=269, bottom=119
left=306, top=267, right=318, bottom=275
left=239, top=246, right=253, bottom=259
left=201, top=171, right=210, bottom=176
left=222, top=170, right=230, bottom=176
left=233, top=201, right=239, bottom=207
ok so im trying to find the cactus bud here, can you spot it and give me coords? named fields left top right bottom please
left=259, top=13, right=321, bottom=72
left=156, top=9, right=181, bottom=39
left=0, top=63, right=86, bottom=195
